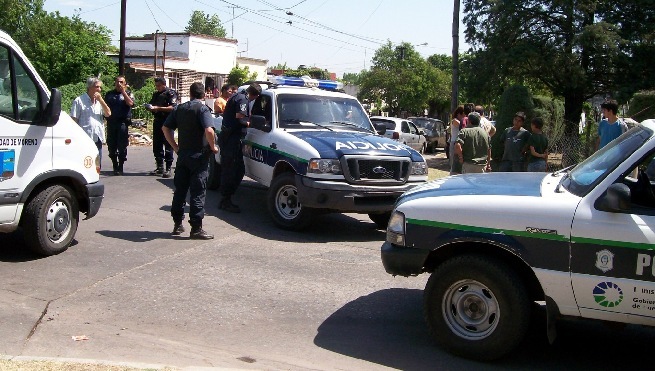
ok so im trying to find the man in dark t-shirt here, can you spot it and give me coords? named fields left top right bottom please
left=147, top=77, right=177, bottom=177
left=104, top=75, right=134, bottom=175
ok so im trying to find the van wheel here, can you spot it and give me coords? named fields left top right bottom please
left=207, top=156, right=221, bottom=190
left=268, top=173, right=313, bottom=230
left=368, top=212, right=391, bottom=229
left=424, top=255, right=530, bottom=361
left=22, top=185, right=79, bottom=256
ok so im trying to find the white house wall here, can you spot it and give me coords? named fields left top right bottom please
left=188, top=38, right=236, bottom=74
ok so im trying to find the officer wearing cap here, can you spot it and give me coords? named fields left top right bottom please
left=218, top=83, right=261, bottom=213
left=163, top=82, right=218, bottom=240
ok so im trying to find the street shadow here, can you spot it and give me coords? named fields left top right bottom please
left=314, top=288, right=655, bottom=370
left=0, top=229, right=78, bottom=262
left=204, top=180, right=387, bottom=244
left=96, top=230, right=175, bottom=242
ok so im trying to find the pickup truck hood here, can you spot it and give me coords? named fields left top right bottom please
left=399, top=172, right=547, bottom=204
left=289, top=130, right=424, bottom=161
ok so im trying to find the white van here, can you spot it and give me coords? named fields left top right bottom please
left=0, top=29, right=103, bottom=255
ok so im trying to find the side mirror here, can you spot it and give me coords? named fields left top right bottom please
left=595, top=183, right=631, bottom=212
left=418, top=129, right=425, bottom=135
left=250, top=114, right=271, bottom=133
left=374, top=123, right=387, bottom=135
left=44, top=88, right=61, bottom=126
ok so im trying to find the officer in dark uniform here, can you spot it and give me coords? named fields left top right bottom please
left=162, top=82, right=218, bottom=240
left=104, top=75, right=134, bottom=175
left=218, top=83, right=261, bottom=213
left=147, top=77, right=177, bottom=178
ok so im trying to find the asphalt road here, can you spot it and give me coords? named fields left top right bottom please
left=1, top=146, right=653, bottom=370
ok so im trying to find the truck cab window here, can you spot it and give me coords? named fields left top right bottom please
left=0, top=46, right=12, bottom=118
left=13, top=53, right=40, bottom=121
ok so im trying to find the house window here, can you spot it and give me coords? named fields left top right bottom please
left=168, top=72, right=180, bottom=93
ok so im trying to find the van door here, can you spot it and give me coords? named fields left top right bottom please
left=0, top=44, right=51, bottom=224
left=570, top=154, right=655, bottom=325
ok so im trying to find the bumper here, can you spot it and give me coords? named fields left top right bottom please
left=296, top=175, right=421, bottom=213
left=84, top=181, right=104, bottom=220
left=381, top=241, right=430, bottom=276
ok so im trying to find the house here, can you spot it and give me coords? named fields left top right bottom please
left=113, top=32, right=268, bottom=101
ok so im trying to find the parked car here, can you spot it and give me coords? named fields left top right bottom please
left=408, top=117, right=448, bottom=154
left=370, top=116, right=427, bottom=153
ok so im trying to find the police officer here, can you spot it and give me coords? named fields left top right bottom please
left=147, top=77, right=177, bottom=178
left=218, top=83, right=261, bottom=213
left=104, top=75, right=134, bottom=175
left=162, top=82, right=218, bottom=239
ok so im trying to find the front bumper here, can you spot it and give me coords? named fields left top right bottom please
left=296, top=175, right=421, bottom=213
left=84, top=181, right=104, bottom=219
left=381, top=241, right=430, bottom=277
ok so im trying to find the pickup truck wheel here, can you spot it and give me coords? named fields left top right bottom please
left=21, top=185, right=79, bottom=256
left=268, top=173, right=313, bottom=230
left=207, top=156, right=221, bottom=190
left=424, top=255, right=530, bottom=361
left=368, top=212, right=391, bottom=229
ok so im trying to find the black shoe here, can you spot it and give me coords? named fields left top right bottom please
left=162, top=168, right=172, bottom=178
left=172, top=223, right=185, bottom=236
left=219, top=200, right=241, bottom=213
left=150, top=167, right=164, bottom=176
left=190, top=228, right=214, bottom=240
left=118, top=161, right=124, bottom=175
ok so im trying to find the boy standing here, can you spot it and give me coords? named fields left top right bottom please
left=526, top=117, right=549, bottom=172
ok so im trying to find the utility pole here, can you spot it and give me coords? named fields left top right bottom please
left=119, top=0, right=127, bottom=75
left=162, top=33, right=167, bottom=78
left=451, top=0, right=460, bottom=114
left=154, top=30, right=158, bottom=77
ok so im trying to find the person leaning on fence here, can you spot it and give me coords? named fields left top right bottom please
left=454, top=112, right=491, bottom=173
left=526, top=117, right=549, bottom=172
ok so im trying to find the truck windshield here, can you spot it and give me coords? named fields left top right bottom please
left=563, top=126, right=652, bottom=196
left=277, top=94, right=373, bottom=132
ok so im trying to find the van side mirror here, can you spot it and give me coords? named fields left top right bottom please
left=374, top=123, right=386, bottom=135
left=44, top=88, right=61, bottom=126
left=595, top=183, right=631, bottom=212
left=250, top=114, right=271, bottom=132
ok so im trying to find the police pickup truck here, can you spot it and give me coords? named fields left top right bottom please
left=208, top=76, right=428, bottom=230
left=382, top=119, right=655, bottom=360
left=0, top=29, right=103, bottom=255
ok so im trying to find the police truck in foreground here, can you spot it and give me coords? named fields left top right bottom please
left=209, top=76, right=428, bottom=230
left=382, top=120, right=655, bottom=360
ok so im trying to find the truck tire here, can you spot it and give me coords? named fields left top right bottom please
left=424, top=254, right=530, bottom=361
left=207, top=157, right=221, bottom=190
left=21, top=185, right=79, bottom=256
left=368, top=212, right=391, bottom=229
left=268, top=173, right=313, bottom=230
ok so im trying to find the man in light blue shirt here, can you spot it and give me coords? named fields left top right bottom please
left=71, top=77, right=111, bottom=169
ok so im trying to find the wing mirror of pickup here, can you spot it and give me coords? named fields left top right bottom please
left=373, top=123, right=387, bottom=135
left=595, top=183, right=631, bottom=212
left=43, top=88, right=62, bottom=127
left=250, top=114, right=271, bottom=132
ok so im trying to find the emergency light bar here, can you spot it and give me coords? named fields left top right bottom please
left=268, top=75, right=344, bottom=90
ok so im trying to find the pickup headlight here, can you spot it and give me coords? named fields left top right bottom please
left=308, top=158, right=342, bottom=175
left=386, top=210, right=406, bottom=246
left=411, top=161, right=428, bottom=175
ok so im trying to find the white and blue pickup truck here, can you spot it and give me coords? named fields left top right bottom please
left=382, top=119, right=655, bottom=360
left=0, top=29, right=103, bottom=255
left=208, top=76, right=428, bottom=230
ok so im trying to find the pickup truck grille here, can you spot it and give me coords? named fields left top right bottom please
left=342, top=156, right=410, bottom=185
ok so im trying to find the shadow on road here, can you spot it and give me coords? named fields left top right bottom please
left=0, top=229, right=78, bottom=262
left=314, top=288, right=655, bottom=370
left=96, top=230, right=175, bottom=242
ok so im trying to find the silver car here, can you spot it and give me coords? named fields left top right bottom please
left=370, top=116, right=427, bottom=153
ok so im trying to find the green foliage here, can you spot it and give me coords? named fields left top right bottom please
left=58, top=81, right=85, bottom=114
left=185, top=10, right=227, bottom=38
left=227, top=64, right=258, bottom=86
left=0, top=0, right=43, bottom=36
left=131, top=78, right=156, bottom=120
left=358, top=42, right=448, bottom=117
left=341, top=70, right=366, bottom=85
left=284, top=66, right=330, bottom=80
left=427, top=54, right=452, bottom=72
left=492, top=85, right=535, bottom=159
left=628, top=91, right=655, bottom=122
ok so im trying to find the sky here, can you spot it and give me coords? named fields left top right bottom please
left=43, top=0, right=470, bottom=77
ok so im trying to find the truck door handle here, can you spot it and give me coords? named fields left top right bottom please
left=270, top=143, right=277, bottom=149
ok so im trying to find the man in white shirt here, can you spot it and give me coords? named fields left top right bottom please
left=70, top=77, right=111, bottom=170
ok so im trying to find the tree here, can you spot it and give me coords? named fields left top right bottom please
left=341, top=70, right=366, bottom=85
left=0, top=0, right=43, bottom=36
left=284, top=66, right=330, bottom=80
left=358, top=42, right=444, bottom=116
left=185, top=10, right=227, bottom=38
left=463, top=0, right=655, bottom=136
left=227, top=64, right=257, bottom=86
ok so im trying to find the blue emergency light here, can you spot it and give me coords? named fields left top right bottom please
left=268, top=75, right=343, bottom=90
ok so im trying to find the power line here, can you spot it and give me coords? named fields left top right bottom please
left=149, top=0, right=185, bottom=30
left=79, top=1, right=119, bottom=15
left=143, top=0, right=162, bottom=31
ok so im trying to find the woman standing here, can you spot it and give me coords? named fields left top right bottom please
left=450, top=106, right=465, bottom=175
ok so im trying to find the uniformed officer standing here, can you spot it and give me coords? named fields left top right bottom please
left=146, top=77, right=177, bottom=178
left=218, top=83, right=261, bottom=213
left=162, top=82, right=218, bottom=239
left=104, top=75, right=134, bottom=175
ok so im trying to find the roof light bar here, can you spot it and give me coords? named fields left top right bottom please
left=268, top=75, right=343, bottom=90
